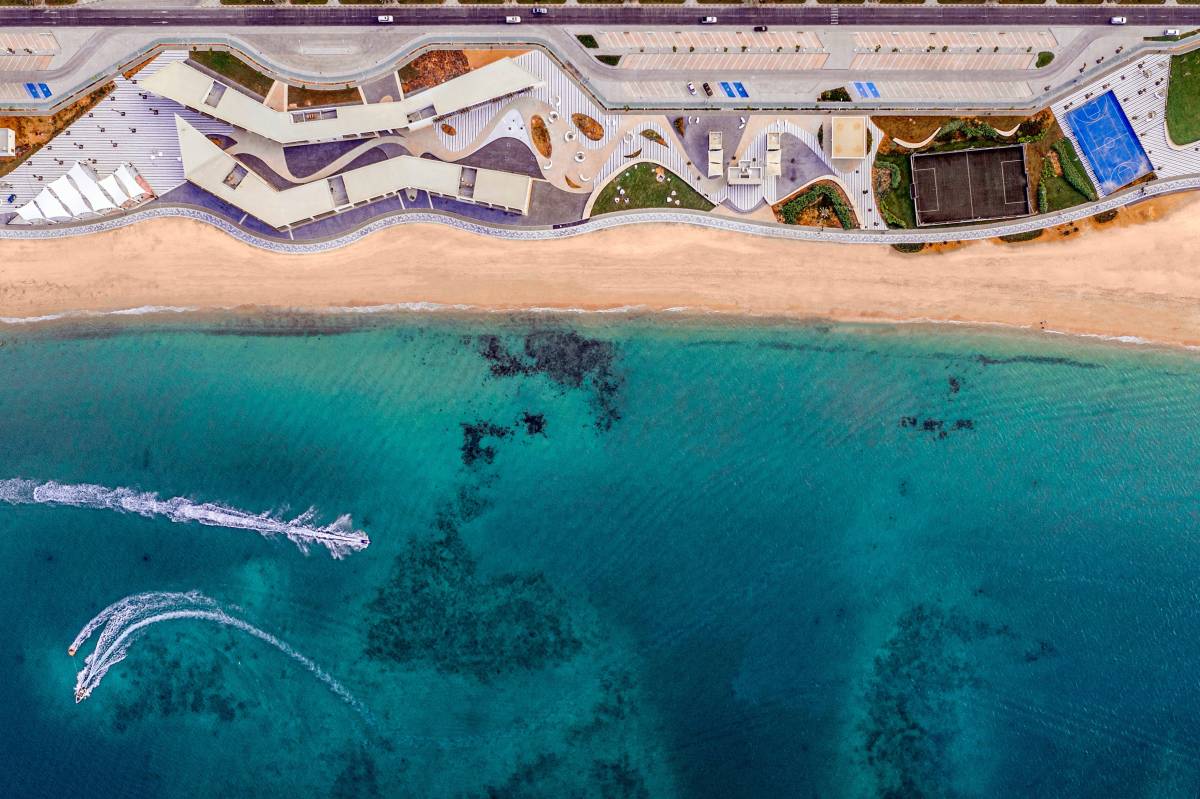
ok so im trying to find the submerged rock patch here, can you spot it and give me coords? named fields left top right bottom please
left=366, top=517, right=583, bottom=682
left=476, top=331, right=623, bottom=430
left=460, top=420, right=512, bottom=467
left=109, top=640, right=256, bottom=731
left=859, top=603, right=1050, bottom=797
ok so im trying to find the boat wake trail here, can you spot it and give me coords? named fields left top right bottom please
left=70, top=591, right=372, bottom=723
left=0, top=478, right=369, bottom=558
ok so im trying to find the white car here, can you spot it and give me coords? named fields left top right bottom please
left=700, top=16, right=718, bottom=24
left=505, top=15, right=521, bottom=23
left=1110, top=16, right=1127, bottom=25
left=1166, top=29, right=1182, bottom=36
left=687, top=82, right=697, bottom=96
left=376, top=15, right=393, bottom=23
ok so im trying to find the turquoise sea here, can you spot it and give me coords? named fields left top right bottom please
left=1, top=313, right=1198, bottom=798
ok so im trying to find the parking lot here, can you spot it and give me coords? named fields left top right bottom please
left=0, top=32, right=60, bottom=72
left=619, top=53, right=828, bottom=72
left=597, top=30, right=824, bottom=53
left=850, top=52, right=1038, bottom=72
left=852, top=30, right=1056, bottom=51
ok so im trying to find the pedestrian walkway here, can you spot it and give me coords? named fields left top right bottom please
left=0, top=51, right=230, bottom=210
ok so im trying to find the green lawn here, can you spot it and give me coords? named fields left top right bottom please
left=591, top=164, right=714, bottom=216
left=1037, top=137, right=1095, bottom=212
left=190, top=50, right=274, bottom=98
left=1167, top=49, right=1200, bottom=144
left=1050, top=137, right=1097, bottom=202
left=874, top=152, right=917, bottom=229
left=1041, top=174, right=1090, bottom=212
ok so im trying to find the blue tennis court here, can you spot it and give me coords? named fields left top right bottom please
left=1064, top=91, right=1150, bottom=195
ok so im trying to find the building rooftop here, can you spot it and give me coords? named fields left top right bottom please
left=145, top=58, right=542, bottom=145
left=707, top=131, right=724, bottom=179
left=175, top=116, right=533, bottom=229
left=765, top=132, right=782, bottom=178
left=831, top=116, right=868, bottom=161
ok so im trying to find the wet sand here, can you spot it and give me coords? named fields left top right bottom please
left=1, top=195, right=1199, bottom=346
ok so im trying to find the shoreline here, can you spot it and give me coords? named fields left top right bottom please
left=1, top=195, right=1199, bottom=350
left=1, top=302, right=1196, bottom=356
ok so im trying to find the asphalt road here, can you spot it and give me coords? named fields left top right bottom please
left=4, top=5, right=1200, bottom=28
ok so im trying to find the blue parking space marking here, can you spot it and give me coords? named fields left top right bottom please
left=38, top=83, right=51, bottom=98
left=852, top=82, right=866, bottom=97
left=24, top=82, right=39, bottom=99
left=867, top=82, right=881, bottom=99
left=1064, top=90, right=1150, bottom=195
left=734, top=82, right=749, bottom=98
left=720, top=81, right=735, bottom=98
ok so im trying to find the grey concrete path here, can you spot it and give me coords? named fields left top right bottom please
left=1, top=24, right=1176, bottom=112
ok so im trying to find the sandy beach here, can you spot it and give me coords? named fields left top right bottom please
left=1, top=195, right=1199, bottom=347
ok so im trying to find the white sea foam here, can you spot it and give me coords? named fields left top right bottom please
left=0, top=478, right=369, bottom=559
left=0, top=306, right=201, bottom=325
left=70, top=591, right=371, bottom=723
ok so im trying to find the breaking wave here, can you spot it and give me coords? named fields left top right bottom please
left=70, top=591, right=372, bottom=723
left=0, top=478, right=369, bottom=559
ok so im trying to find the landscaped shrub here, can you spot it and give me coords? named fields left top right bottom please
left=1094, top=209, right=1119, bottom=223
left=892, top=242, right=926, bottom=253
left=881, top=206, right=909, bottom=229
left=576, top=34, right=599, bottom=49
left=1037, top=182, right=1048, bottom=213
left=880, top=160, right=902, bottom=188
left=1016, top=117, right=1048, bottom=143
left=819, top=87, right=852, bottom=102
left=1052, top=138, right=1098, bottom=201
left=640, top=129, right=667, bottom=146
left=778, top=184, right=855, bottom=229
left=1036, top=51, right=1055, bottom=68
left=936, top=118, right=1003, bottom=143
left=999, top=229, right=1044, bottom=242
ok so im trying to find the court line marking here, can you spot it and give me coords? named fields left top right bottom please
left=913, top=166, right=939, bottom=213
left=1000, top=159, right=1027, bottom=206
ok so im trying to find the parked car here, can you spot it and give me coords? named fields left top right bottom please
left=1166, top=28, right=1182, bottom=36
left=687, top=82, right=697, bottom=96
left=505, top=15, right=521, bottom=23
left=702, top=82, right=714, bottom=97
left=531, top=6, right=549, bottom=14
left=753, top=25, right=769, bottom=33
left=5, top=194, right=14, bottom=204
left=1110, top=16, right=1127, bottom=25
left=700, top=16, right=718, bottom=24
left=376, top=15, right=393, bottom=23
